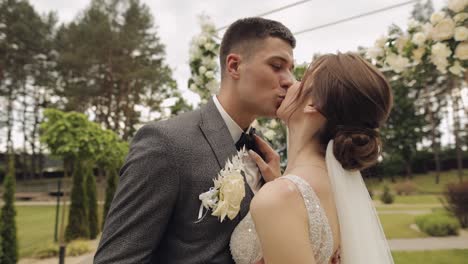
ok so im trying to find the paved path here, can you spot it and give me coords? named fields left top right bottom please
left=388, top=236, right=468, bottom=251
left=377, top=209, right=433, bottom=215
left=19, top=253, right=94, bottom=264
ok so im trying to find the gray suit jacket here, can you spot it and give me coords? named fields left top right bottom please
left=94, top=99, right=255, bottom=263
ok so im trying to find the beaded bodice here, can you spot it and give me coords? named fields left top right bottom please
left=230, top=175, right=336, bottom=264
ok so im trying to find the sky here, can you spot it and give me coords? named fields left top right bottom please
left=30, top=0, right=447, bottom=105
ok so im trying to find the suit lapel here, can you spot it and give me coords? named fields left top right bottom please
left=198, top=98, right=254, bottom=218
left=199, top=99, right=237, bottom=169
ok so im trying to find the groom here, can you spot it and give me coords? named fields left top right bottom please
left=94, top=17, right=295, bottom=264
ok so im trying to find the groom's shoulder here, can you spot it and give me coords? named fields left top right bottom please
left=152, top=108, right=201, bottom=131
left=134, top=108, right=202, bottom=141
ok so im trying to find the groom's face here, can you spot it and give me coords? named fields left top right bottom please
left=237, top=37, right=294, bottom=117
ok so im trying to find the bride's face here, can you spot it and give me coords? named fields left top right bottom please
left=276, top=81, right=302, bottom=123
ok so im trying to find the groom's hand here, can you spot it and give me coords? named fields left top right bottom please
left=248, top=135, right=281, bottom=182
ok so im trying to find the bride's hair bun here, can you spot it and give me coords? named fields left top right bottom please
left=333, top=126, right=381, bottom=171
left=292, top=53, right=393, bottom=171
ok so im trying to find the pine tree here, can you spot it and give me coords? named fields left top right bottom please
left=65, top=161, right=90, bottom=241
left=1, top=155, right=18, bottom=264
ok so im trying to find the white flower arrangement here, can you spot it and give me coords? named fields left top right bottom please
left=197, top=148, right=248, bottom=223
left=366, top=0, right=468, bottom=77
left=412, top=32, right=427, bottom=46
left=188, top=15, right=220, bottom=103
left=449, top=0, right=468, bottom=13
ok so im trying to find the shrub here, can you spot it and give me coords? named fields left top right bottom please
left=66, top=161, right=90, bottom=241
left=85, top=166, right=99, bottom=239
left=394, top=180, right=418, bottom=195
left=442, top=182, right=468, bottom=228
left=1, top=155, right=18, bottom=264
left=416, top=213, right=460, bottom=236
left=33, top=240, right=91, bottom=259
left=380, top=185, right=394, bottom=204
left=33, top=243, right=59, bottom=259
left=67, top=240, right=91, bottom=256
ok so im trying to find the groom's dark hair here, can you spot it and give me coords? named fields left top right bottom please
left=220, top=17, right=296, bottom=78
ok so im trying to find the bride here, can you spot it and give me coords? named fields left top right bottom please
left=230, top=52, right=395, bottom=264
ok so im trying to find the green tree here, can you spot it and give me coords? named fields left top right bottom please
left=168, top=91, right=193, bottom=117
left=55, top=0, right=177, bottom=140
left=1, top=155, right=18, bottom=264
left=411, top=0, right=434, bottom=22
left=41, top=109, right=101, bottom=242
left=0, top=0, right=38, bottom=154
left=0, top=220, right=3, bottom=262
left=293, top=62, right=309, bottom=81
left=65, top=160, right=90, bottom=241
left=0, top=0, right=58, bottom=179
left=96, top=130, right=129, bottom=227
left=85, top=164, right=99, bottom=239
left=381, top=75, right=425, bottom=178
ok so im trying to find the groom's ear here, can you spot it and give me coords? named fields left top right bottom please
left=226, top=54, right=241, bottom=79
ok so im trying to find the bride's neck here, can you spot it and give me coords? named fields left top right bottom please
left=286, top=127, right=325, bottom=173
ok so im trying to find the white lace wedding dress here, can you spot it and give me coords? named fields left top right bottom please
left=230, top=174, right=340, bottom=264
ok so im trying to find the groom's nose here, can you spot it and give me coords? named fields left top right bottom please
left=280, top=72, right=295, bottom=90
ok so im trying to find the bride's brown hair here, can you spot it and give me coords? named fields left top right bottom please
left=288, top=53, right=393, bottom=170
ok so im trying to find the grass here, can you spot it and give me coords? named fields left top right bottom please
left=378, top=213, right=428, bottom=239
left=17, top=205, right=66, bottom=257
left=393, top=194, right=442, bottom=204
left=376, top=205, right=442, bottom=211
left=373, top=194, right=443, bottom=207
left=17, top=204, right=103, bottom=258
left=392, top=250, right=468, bottom=264
left=366, top=169, right=467, bottom=194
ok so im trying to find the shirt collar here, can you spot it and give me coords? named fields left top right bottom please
left=212, top=95, right=247, bottom=143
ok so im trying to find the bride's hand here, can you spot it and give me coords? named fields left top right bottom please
left=248, top=135, right=281, bottom=182
left=254, top=258, right=265, bottom=264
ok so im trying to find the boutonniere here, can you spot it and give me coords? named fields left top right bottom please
left=196, top=147, right=248, bottom=223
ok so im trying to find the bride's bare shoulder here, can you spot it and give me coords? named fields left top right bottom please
left=250, top=177, right=303, bottom=216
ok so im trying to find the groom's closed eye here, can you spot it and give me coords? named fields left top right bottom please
left=271, top=63, right=282, bottom=71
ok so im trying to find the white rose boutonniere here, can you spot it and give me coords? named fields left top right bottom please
left=197, top=148, right=248, bottom=222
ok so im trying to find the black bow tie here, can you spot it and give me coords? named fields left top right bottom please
left=235, top=128, right=265, bottom=160
left=235, top=128, right=257, bottom=151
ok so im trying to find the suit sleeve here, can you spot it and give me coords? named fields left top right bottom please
left=94, top=123, right=179, bottom=263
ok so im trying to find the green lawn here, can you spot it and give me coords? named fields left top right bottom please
left=17, top=205, right=64, bottom=257
left=378, top=213, right=428, bottom=239
left=393, top=194, right=442, bottom=204
left=17, top=205, right=102, bottom=258
left=366, top=169, right=467, bottom=194
left=376, top=205, right=442, bottom=211
left=392, top=250, right=468, bottom=264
